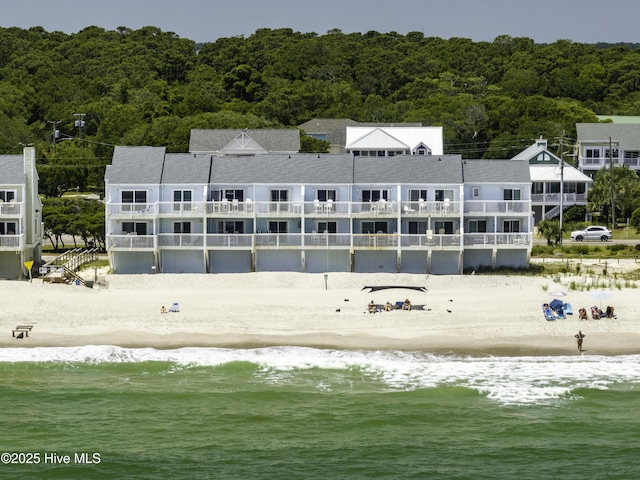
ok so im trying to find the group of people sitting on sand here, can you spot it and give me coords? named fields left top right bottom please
left=368, top=298, right=412, bottom=314
left=578, top=306, right=615, bottom=320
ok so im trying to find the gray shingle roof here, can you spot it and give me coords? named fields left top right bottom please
left=189, top=129, right=300, bottom=153
left=0, top=155, right=26, bottom=184
left=210, top=154, right=355, bottom=184
left=463, top=159, right=531, bottom=183
left=161, top=154, right=212, bottom=184
left=576, top=123, right=640, bottom=150
left=105, top=146, right=166, bottom=184
left=354, top=155, right=463, bottom=184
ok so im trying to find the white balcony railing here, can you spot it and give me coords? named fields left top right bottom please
left=107, top=234, right=156, bottom=250
left=0, top=201, right=23, bottom=217
left=464, top=233, right=531, bottom=247
left=464, top=200, right=528, bottom=215
left=531, top=193, right=588, bottom=203
left=0, top=234, right=23, bottom=250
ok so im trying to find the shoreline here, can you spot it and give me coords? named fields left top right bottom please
left=3, top=271, right=639, bottom=356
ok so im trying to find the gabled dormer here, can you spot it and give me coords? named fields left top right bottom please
left=412, top=142, right=432, bottom=155
left=220, top=132, right=268, bottom=156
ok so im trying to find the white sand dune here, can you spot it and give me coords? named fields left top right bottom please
left=3, top=266, right=640, bottom=356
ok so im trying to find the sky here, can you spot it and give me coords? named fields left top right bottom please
left=2, top=0, right=639, bottom=45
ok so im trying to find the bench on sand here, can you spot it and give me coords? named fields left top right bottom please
left=12, top=325, right=34, bottom=338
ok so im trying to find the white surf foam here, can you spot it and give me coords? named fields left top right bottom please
left=2, top=346, right=639, bottom=405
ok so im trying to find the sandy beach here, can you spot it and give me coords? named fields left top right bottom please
left=3, top=261, right=640, bottom=355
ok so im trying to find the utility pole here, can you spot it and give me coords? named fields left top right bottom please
left=48, top=120, right=60, bottom=152
left=74, top=113, right=86, bottom=139
left=609, top=137, right=615, bottom=228
left=559, top=132, right=565, bottom=244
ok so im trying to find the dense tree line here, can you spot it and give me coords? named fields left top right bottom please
left=2, top=26, right=640, bottom=193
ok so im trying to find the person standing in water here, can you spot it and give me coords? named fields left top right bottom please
left=575, top=331, right=585, bottom=351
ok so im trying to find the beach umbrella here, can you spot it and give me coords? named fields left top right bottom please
left=548, top=290, right=567, bottom=297
left=589, top=290, right=612, bottom=309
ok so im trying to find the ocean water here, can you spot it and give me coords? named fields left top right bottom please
left=1, top=347, right=639, bottom=480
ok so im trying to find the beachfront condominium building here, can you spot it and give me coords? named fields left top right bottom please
left=104, top=143, right=533, bottom=274
left=0, top=147, right=43, bottom=279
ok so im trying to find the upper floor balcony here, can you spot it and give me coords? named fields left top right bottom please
left=464, top=200, right=529, bottom=216
left=579, top=155, right=640, bottom=171
left=531, top=193, right=588, bottom=204
left=107, top=199, right=470, bottom=220
left=0, top=200, right=23, bottom=218
left=0, top=233, right=23, bottom=251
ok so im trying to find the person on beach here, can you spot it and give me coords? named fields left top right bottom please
left=402, top=299, right=411, bottom=311
left=575, top=331, right=585, bottom=351
left=384, top=301, right=393, bottom=312
left=160, top=306, right=167, bottom=314
left=368, top=300, right=377, bottom=314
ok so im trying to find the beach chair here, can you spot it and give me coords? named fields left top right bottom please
left=169, top=302, right=180, bottom=312
left=563, top=303, right=574, bottom=315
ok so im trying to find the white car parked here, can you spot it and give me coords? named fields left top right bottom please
left=570, top=226, right=613, bottom=242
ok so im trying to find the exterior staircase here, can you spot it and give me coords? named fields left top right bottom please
left=42, top=248, right=100, bottom=287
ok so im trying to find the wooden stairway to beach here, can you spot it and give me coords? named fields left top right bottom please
left=42, top=248, right=100, bottom=287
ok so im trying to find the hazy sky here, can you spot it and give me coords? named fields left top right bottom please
left=2, top=0, right=638, bottom=44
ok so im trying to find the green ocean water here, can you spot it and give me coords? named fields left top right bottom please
left=1, top=347, right=639, bottom=480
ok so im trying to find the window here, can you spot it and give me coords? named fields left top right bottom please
left=0, top=190, right=16, bottom=202
left=268, top=221, right=288, bottom=233
left=222, top=189, right=244, bottom=201
left=434, top=221, right=454, bottom=234
left=122, top=222, right=147, bottom=235
left=362, top=189, right=388, bottom=202
left=219, top=221, right=244, bottom=234
left=316, top=189, right=336, bottom=202
left=468, top=220, right=487, bottom=233
left=472, top=187, right=480, bottom=199
left=0, top=221, right=17, bottom=235
left=270, top=189, right=288, bottom=202
left=409, top=189, right=427, bottom=202
left=435, top=189, right=454, bottom=202
left=503, top=189, right=521, bottom=201
left=584, top=147, right=601, bottom=165
left=317, top=221, right=337, bottom=233
left=503, top=220, right=520, bottom=233
left=624, top=151, right=640, bottom=166
left=606, top=147, right=620, bottom=160
left=408, top=221, right=428, bottom=234
left=121, top=190, right=147, bottom=211
left=173, top=190, right=192, bottom=211
left=173, top=222, right=191, bottom=234
left=362, top=221, right=387, bottom=234
left=270, top=189, right=289, bottom=212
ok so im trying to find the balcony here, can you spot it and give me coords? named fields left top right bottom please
left=206, top=234, right=253, bottom=249
left=531, top=193, right=588, bottom=204
left=157, top=202, right=205, bottom=216
left=105, top=231, right=532, bottom=253
left=0, top=234, right=23, bottom=251
left=158, top=233, right=204, bottom=249
left=108, top=203, right=157, bottom=219
left=0, top=200, right=23, bottom=218
left=107, top=234, right=156, bottom=250
left=464, top=233, right=531, bottom=248
left=464, top=200, right=529, bottom=215
left=579, top=155, right=640, bottom=170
